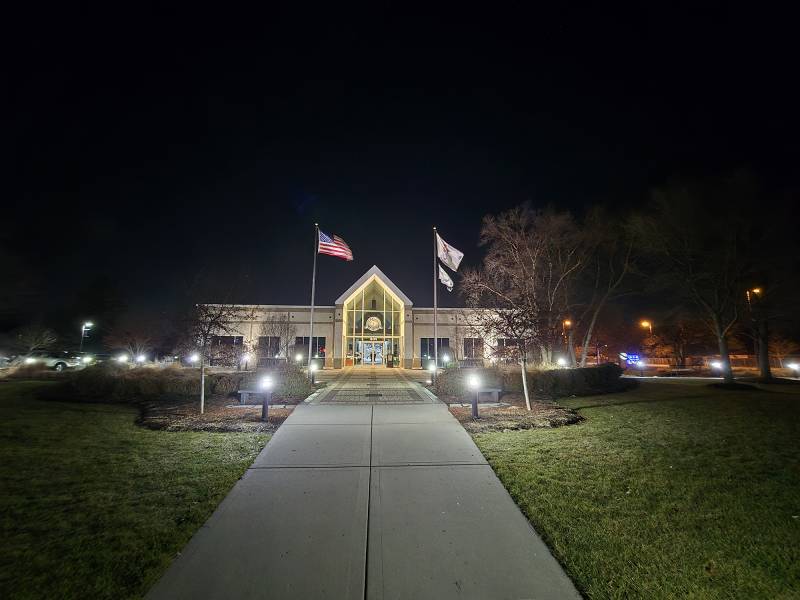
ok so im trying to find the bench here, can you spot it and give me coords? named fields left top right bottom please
left=475, top=387, right=502, bottom=403
left=238, top=389, right=270, bottom=405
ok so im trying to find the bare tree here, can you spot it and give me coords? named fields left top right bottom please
left=182, top=304, right=256, bottom=413
left=15, top=325, right=58, bottom=355
left=462, top=206, right=550, bottom=409
left=104, top=324, right=153, bottom=360
left=768, top=334, right=800, bottom=368
left=258, top=312, right=296, bottom=361
left=571, top=207, right=635, bottom=366
left=631, top=175, right=757, bottom=384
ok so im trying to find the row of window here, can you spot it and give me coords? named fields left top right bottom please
left=210, top=336, right=327, bottom=358
left=211, top=335, right=514, bottom=361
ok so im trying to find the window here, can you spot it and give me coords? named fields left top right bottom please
left=295, top=336, right=326, bottom=358
left=210, top=335, right=244, bottom=346
left=420, top=338, right=450, bottom=364
left=257, top=336, right=280, bottom=358
left=463, top=338, right=484, bottom=359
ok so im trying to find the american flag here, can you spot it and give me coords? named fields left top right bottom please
left=318, top=230, right=353, bottom=261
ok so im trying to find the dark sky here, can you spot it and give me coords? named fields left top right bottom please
left=5, top=3, right=798, bottom=330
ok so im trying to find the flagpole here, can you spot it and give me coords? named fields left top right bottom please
left=433, top=226, right=438, bottom=382
left=308, top=223, right=319, bottom=372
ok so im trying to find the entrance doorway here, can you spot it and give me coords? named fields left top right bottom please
left=362, top=341, right=384, bottom=365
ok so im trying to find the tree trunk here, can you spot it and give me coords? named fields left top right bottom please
left=567, top=330, right=577, bottom=367
left=520, top=356, right=531, bottom=411
left=579, top=305, right=602, bottom=368
left=715, top=325, right=734, bottom=384
left=200, top=343, right=206, bottom=414
left=757, top=318, right=772, bottom=381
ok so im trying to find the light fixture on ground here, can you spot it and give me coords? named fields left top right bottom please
left=82, top=355, right=93, bottom=364
left=788, top=363, right=799, bottom=377
left=309, top=362, right=318, bottom=385
left=467, top=373, right=481, bottom=419
left=24, top=357, right=37, bottom=365
left=136, top=354, right=146, bottom=363
left=116, top=354, right=129, bottom=363
left=259, top=376, right=274, bottom=421
left=188, top=353, right=199, bottom=364
left=295, top=353, right=303, bottom=363
left=710, top=360, right=723, bottom=370
left=427, top=360, right=437, bottom=385
left=241, top=352, right=253, bottom=370
left=557, top=357, right=567, bottom=367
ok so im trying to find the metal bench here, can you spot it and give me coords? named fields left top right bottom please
left=476, top=387, right=502, bottom=403
left=238, top=389, right=269, bottom=405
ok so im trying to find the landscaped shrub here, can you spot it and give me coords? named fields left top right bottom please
left=434, top=362, right=626, bottom=401
left=50, top=362, right=316, bottom=405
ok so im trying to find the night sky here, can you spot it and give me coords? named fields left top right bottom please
left=5, top=4, right=798, bottom=333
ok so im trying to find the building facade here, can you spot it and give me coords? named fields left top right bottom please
left=217, top=265, right=486, bottom=369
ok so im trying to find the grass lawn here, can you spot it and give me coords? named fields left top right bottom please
left=474, top=380, right=800, bottom=599
left=0, top=381, right=269, bottom=599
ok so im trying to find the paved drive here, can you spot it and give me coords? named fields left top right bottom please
left=148, top=368, right=580, bottom=599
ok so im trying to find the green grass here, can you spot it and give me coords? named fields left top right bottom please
left=0, top=381, right=269, bottom=599
left=474, top=380, right=800, bottom=599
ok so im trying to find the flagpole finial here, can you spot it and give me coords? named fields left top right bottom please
left=433, top=226, right=437, bottom=230
left=314, top=222, right=318, bottom=227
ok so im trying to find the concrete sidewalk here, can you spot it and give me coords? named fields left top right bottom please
left=147, top=372, right=580, bottom=599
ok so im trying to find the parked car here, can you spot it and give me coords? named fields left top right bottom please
left=14, top=351, right=85, bottom=371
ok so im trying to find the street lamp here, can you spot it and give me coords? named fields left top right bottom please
left=640, top=320, right=653, bottom=335
left=467, top=374, right=481, bottom=419
left=80, top=322, right=93, bottom=352
left=259, top=376, right=274, bottom=421
left=788, top=363, right=800, bottom=378
left=241, top=352, right=253, bottom=371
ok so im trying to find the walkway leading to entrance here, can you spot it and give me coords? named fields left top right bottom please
left=147, top=369, right=580, bottom=600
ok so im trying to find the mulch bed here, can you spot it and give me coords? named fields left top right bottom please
left=447, top=392, right=583, bottom=433
left=139, top=395, right=296, bottom=433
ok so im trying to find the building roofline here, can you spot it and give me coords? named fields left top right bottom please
left=334, top=265, right=414, bottom=306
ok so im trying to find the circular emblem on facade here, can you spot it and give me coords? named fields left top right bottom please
left=365, top=316, right=382, bottom=331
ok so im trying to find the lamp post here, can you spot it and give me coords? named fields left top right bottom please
left=428, top=361, right=437, bottom=386
left=259, top=376, right=273, bottom=421
left=79, top=322, right=93, bottom=352
left=640, top=320, right=653, bottom=335
left=468, top=374, right=481, bottom=419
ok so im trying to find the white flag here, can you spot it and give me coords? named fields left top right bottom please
left=438, top=265, right=454, bottom=292
left=436, top=233, right=464, bottom=271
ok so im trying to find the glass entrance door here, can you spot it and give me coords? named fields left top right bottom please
left=362, top=342, right=384, bottom=365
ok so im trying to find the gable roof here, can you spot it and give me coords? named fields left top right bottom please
left=335, top=265, right=413, bottom=306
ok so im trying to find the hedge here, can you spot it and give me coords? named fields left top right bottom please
left=50, top=362, right=315, bottom=404
left=434, top=362, right=626, bottom=400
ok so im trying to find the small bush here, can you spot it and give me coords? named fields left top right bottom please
left=0, top=365, right=64, bottom=380
left=435, top=362, right=626, bottom=400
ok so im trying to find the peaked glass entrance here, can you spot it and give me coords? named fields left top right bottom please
left=342, top=277, right=404, bottom=366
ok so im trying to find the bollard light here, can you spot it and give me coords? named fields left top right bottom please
left=309, top=362, right=318, bottom=385
left=557, top=357, right=567, bottom=367
left=467, top=374, right=481, bottom=419
left=295, top=353, right=303, bottom=363
left=259, top=376, right=274, bottom=422
left=82, top=355, right=93, bottom=364
left=116, top=354, right=129, bottom=363
left=710, top=360, right=723, bottom=370
left=188, top=353, right=199, bottom=364
left=24, top=357, right=37, bottom=365
left=136, top=354, right=146, bottom=363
